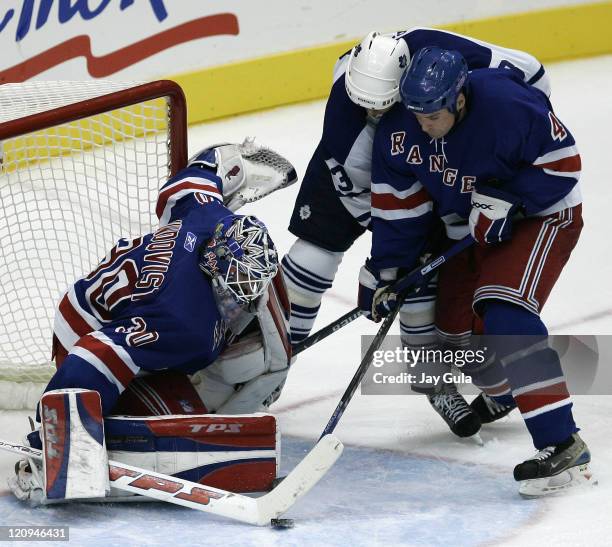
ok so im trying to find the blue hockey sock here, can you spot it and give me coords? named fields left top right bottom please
left=483, top=300, right=548, bottom=335
left=482, top=301, right=577, bottom=449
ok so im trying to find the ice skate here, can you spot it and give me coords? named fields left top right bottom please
left=470, top=392, right=515, bottom=424
left=427, top=382, right=481, bottom=438
left=514, top=433, right=597, bottom=497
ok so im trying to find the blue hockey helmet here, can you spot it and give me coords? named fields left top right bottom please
left=399, top=47, right=468, bottom=114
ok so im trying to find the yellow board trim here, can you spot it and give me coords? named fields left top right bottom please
left=1, top=99, right=169, bottom=175
left=169, top=2, right=612, bottom=124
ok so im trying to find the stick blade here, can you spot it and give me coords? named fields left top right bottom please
left=256, top=434, right=344, bottom=524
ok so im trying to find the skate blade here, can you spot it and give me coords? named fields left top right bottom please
left=470, top=432, right=484, bottom=446
left=518, top=463, right=598, bottom=498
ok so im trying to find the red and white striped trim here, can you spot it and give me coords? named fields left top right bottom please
left=535, top=184, right=582, bottom=216
left=533, top=145, right=581, bottom=179
left=473, top=208, right=573, bottom=314
left=72, top=332, right=140, bottom=392
left=54, top=286, right=102, bottom=352
left=512, top=376, right=566, bottom=397
left=513, top=378, right=572, bottom=419
left=481, top=378, right=512, bottom=397
left=157, top=175, right=223, bottom=226
left=519, top=397, right=572, bottom=420
left=128, top=379, right=173, bottom=416
left=371, top=181, right=433, bottom=221
left=371, top=182, right=426, bottom=199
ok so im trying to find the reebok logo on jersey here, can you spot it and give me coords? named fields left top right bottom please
left=184, top=232, right=197, bottom=252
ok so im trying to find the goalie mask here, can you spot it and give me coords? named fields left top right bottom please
left=199, top=215, right=278, bottom=324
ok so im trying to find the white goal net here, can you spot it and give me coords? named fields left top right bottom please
left=0, top=80, right=187, bottom=409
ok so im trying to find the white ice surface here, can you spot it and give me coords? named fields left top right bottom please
left=1, top=55, right=611, bottom=546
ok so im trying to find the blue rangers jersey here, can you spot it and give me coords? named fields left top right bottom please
left=369, top=68, right=582, bottom=271
left=315, top=27, right=550, bottom=225
left=47, top=164, right=234, bottom=414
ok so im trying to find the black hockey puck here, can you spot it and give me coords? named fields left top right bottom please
left=271, top=476, right=286, bottom=488
left=270, top=518, right=294, bottom=529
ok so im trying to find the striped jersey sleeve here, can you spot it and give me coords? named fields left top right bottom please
left=156, top=166, right=224, bottom=226
left=369, top=143, right=435, bottom=270
left=507, top=107, right=581, bottom=215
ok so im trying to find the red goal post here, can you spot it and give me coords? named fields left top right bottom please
left=0, top=80, right=188, bottom=409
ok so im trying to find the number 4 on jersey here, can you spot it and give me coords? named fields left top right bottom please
left=548, top=111, right=568, bottom=142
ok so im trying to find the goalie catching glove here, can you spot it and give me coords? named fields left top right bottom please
left=188, top=138, right=298, bottom=212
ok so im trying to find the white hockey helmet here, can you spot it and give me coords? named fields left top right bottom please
left=345, top=32, right=410, bottom=110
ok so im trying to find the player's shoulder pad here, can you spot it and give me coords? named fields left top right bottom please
left=468, top=69, right=537, bottom=118
left=321, top=77, right=367, bottom=159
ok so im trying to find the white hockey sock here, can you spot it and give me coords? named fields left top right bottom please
left=399, top=285, right=437, bottom=350
left=281, top=240, right=343, bottom=343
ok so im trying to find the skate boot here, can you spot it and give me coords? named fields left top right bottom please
left=470, top=392, right=515, bottom=423
left=8, top=458, right=44, bottom=505
left=514, top=433, right=597, bottom=497
left=427, top=382, right=481, bottom=437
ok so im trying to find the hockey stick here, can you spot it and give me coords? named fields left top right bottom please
left=293, top=308, right=362, bottom=356
left=293, top=235, right=475, bottom=357
left=0, top=436, right=343, bottom=526
left=318, top=235, right=475, bottom=438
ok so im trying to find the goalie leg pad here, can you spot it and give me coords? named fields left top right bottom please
left=40, top=389, right=109, bottom=500
left=105, top=413, right=279, bottom=493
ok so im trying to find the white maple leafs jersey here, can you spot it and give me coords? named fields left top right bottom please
left=319, top=27, right=551, bottom=225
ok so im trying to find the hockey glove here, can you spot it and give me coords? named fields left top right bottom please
left=358, top=261, right=398, bottom=322
left=469, top=185, right=521, bottom=246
